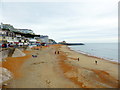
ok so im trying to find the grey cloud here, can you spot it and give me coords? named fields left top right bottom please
left=1, top=1, right=118, bottom=43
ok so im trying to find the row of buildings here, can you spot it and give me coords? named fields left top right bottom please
left=0, top=23, right=56, bottom=45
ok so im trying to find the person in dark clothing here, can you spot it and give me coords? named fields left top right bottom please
left=57, top=51, right=59, bottom=54
left=55, top=51, right=56, bottom=54
left=8, top=43, right=11, bottom=47
left=78, top=58, right=79, bottom=61
left=32, top=55, right=37, bottom=58
left=95, top=60, right=97, bottom=65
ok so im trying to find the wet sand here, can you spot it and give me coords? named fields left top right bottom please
left=58, top=45, right=119, bottom=88
left=2, top=45, right=119, bottom=88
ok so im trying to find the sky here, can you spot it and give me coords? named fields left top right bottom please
left=0, top=0, right=119, bottom=43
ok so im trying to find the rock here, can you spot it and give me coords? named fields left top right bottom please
left=46, top=80, right=51, bottom=84
left=0, top=67, right=13, bottom=86
left=0, top=50, right=9, bottom=60
left=12, top=48, right=26, bottom=57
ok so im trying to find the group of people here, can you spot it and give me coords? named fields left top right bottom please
left=2, top=43, right=12, bottom=48
left=55, top=51, right=60, bottom=54
left=2, top=43, right=8, bottom=48
left=1, top=42, right=19, bottom=48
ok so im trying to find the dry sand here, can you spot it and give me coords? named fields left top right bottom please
left=2, top=45, right=119, bottom=88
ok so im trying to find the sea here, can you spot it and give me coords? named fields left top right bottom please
left=68, top=43, right=119, bottom=62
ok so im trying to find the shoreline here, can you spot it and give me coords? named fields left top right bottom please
left=67, top=46, right=119, bottom=65
left=58, top=45, right=119, bottom=88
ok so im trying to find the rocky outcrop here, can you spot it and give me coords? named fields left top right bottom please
left=0, top=67, right=13, bottom=86
left=12, top=48, right=26, bottom=57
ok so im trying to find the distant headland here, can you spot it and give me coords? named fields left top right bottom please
left=58, top=41, right=85, bottom=45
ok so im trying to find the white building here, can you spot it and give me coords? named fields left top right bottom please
left=17, top=29, right=34, bottom=34
left=39, top=35, right=49, bottom=43
left=34, top=35, right=49, bottom=44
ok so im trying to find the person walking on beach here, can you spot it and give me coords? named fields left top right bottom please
left=58, top=51, right=59, bottom=54
left=55, top=51, right=56, bottom=54
left=95, top=60, right=97, bottom=65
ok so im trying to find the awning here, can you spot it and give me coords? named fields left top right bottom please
left=14, top=41, right=19, bottom=44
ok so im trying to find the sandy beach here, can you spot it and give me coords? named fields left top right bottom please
left=2, top=44, right=119, bottom=88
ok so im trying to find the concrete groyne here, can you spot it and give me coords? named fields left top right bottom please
left=0, top=48, right=15, bottom=61
left=0, top=46, right=28, bottom=61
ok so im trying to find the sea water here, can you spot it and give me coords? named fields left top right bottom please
left=68, top=43, right=119, bottom=62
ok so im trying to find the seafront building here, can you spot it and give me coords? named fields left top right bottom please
left=0, top=26, right=16, bottom=43
left=0, top=23, right=55, bottom=45
left=1, top=23, right=15, bottom=31
left=39, top=35, right=49, bottom=43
